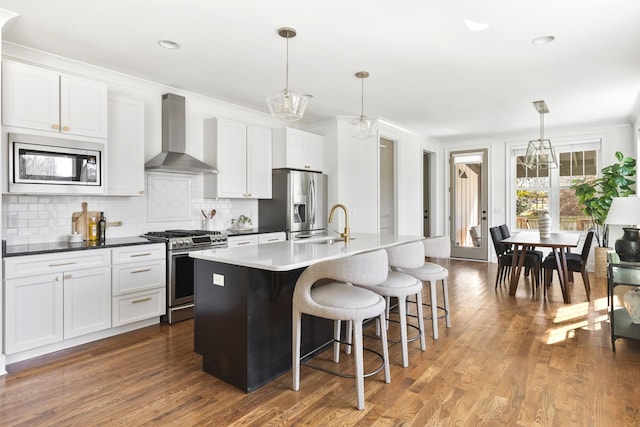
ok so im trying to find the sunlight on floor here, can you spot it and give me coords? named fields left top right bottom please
left=546, top=296, right=610, bottom=345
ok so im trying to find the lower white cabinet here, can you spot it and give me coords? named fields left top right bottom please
left=4, top=250, right=111, bottom=354
left=63, top=266, right=112, bottom=339
left=4, top=273, right=64, bottom=354
left=3, top=243, right=166, bottom=357
left=111, top=244, right=166, bottom=327
left=258, top=232, right=286, bottom=244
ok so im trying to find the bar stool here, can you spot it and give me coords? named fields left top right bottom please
left=400, top=236, right=451, bottom=340
left=292, top=249, right=391, bottom=410
left=353, top=241, right=426, bottom=367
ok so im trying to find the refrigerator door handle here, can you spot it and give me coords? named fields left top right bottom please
left=309, top=177, right=316, bottom=226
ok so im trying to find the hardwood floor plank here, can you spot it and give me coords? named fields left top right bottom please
left=2, top=259, right=640, bottom=425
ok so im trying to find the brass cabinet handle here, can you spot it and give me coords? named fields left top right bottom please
left=132, top=297, right=152, bottom=304
left=52, top=124, right=60, bottom=130
left=131, top=252, right=152, bottom=257
left=131, top=268, right=152, bottom=274
left=237, top=241, right=252, bottom=246
left=265, top=238, right=279, bottom=242
left=62, top=126, right=70, bottom=131
left=49, top=261, right=77, bottom=267
left=64, top=274, right=72, bottom=280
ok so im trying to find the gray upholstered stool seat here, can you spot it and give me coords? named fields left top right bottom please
left=292, top=249, right=391, bottom=410
left=399, top=237, right=451, bottom=340
left=354, top=241, right=426, bottom=367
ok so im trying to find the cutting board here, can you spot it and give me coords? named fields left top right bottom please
left=71, top=202, right=123, bottom=239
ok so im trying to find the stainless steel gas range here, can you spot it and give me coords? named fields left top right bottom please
left=142, top=230, right=227, bottom=324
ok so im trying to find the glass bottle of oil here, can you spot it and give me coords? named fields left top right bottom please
left=88, top=216, right=98, bottom=241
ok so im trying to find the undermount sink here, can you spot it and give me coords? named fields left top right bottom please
left=311, top=237, right=355, bottom=245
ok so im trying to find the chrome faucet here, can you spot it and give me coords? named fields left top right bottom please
left=328, top=203, right=350, bottom=242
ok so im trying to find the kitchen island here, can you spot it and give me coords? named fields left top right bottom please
left=189, top=233, right=423, bottom=392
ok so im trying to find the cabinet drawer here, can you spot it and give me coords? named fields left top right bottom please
left=227, top=235, right=259, bottom=247
left=112, top=244, right=165, bottom=264
left=258, top=232, right=286, bottom=244
left=4, top=249, right=111, bottom=279
left=112, top=260, right=166, bottom=296
left=112, top=288, right=166, bottom=327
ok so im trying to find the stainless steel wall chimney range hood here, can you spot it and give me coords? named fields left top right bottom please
left=145, top=93, right=217, bottom=174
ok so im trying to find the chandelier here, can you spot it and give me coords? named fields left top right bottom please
left=524, top=100, right=558, bottom=169
left=349, top=71, right=378, bottom=139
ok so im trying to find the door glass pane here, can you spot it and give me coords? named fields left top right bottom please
left=453, top=154, right=483, bottom=248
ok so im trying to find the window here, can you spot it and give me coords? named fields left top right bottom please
left=512, top=141, right=600, bottom=232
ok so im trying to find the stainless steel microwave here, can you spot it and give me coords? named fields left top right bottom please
left=9, top=133, right=104, bottom=194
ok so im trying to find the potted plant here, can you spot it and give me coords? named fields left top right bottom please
left=571, top=151, right=636, bottom=277
left=231, top=214, right=253, bottom=230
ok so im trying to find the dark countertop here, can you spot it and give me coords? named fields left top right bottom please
left=3, top=237, right=158, bottom=257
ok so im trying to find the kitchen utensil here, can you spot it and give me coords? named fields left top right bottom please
left=210, top=209, right=217, bottom=218
left=201, top=209, right=208, bottom=219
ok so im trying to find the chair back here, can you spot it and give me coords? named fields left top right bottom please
left=490, top=226, right=508, bottom=257
left=498, top=224, right=511, bottom=239
left=422, top=235, right=451, bottom=258
left=292, top=250, right=389, bottom=307
left=386, top=240, right=425, bottom=270
left=580, top=229, right=595, bottom=262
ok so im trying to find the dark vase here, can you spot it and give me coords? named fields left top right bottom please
left=615, top=228, right=640, bottom=262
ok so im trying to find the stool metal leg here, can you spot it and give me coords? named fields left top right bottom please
left=429, top=280, right=439, bottom=340
left=442, top=279, right=451, bottom=328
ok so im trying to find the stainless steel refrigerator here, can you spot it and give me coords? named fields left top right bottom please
left=259, top=169, right=328, bottom=240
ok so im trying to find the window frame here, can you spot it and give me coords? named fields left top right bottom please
left=506, top=137, right=602, bottom=232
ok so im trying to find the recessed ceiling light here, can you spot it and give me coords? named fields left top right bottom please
left=531, top=35, right=555, bottom=45
left=158, top=39, right=180, bottom=49
left=464, top=19, right=490, bottom=32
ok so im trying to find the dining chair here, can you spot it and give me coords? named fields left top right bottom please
left=542, top=229, right=594, bottom=300
left=499, top=223, right=543, bottom=282
left=292, top=249, right=391, bottom=410
left=490, top=226, right=541, bottom=291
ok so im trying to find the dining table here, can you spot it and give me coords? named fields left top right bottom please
left=501, top=231, right=580, bottom=303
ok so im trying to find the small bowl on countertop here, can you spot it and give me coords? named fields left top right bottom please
left=68, top=233, right=84, bottom=243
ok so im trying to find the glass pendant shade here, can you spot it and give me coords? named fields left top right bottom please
left=266, top=89, right=309, bottom=121
left=349, top=116, right=378, bottom=139
left=350, top=71, right=377, bottom=139
left=266, top=27, right=309, bottom=122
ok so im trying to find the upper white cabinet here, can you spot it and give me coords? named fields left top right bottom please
left=203, top=117, right=272, bottom=199
left=2, top=60, right=108, bottom=138
left=106, top=95, right=145, bottom=196
left=272, top=127, right=324, bottom=172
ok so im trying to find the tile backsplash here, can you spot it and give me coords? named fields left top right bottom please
left=1, top=174, right=258, bottom=246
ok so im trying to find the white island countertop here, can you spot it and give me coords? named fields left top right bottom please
left=189, top=233, right=424, bottom=271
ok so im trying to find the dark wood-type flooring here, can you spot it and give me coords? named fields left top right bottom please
left=1, top=258, right=640, bottom=426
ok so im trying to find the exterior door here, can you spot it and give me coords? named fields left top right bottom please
left=449, top=149, right=488, bottom=260
left=423, top=152, right=431, bottom=237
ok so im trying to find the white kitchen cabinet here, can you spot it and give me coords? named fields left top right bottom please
left=272, top=127, right=324, bottom=172
left=2, top=60, right=107, bottom=138
left=111, top=244, right=166, bottom=327
left=106, top=95, right=145, bottom=196
left=227, top=234, right=260, bottom=247
left=258, top=232, right=286, bottom=244
left=4, top=273, right=64, bottom=354
left=3, top=249, right=111, bottom=354
left=203, top=117, right=272, bottom=199
left=63, top=266, right=112, bottom=339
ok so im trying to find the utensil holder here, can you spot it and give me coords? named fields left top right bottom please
left=202, top=219, right=214, bottom=231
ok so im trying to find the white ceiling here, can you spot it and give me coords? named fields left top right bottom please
left=1, top=0, right=640, bottom=140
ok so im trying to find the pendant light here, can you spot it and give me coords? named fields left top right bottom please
left=266, top=27, right=309, bottom=121
left=524, top=100, right=558, bottom=169
left=349, top=71, right=378, bottom=139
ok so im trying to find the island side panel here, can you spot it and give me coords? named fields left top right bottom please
left=194, top=260, right=249, bottom=390
left=194, top=260, right=334, bottom=393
